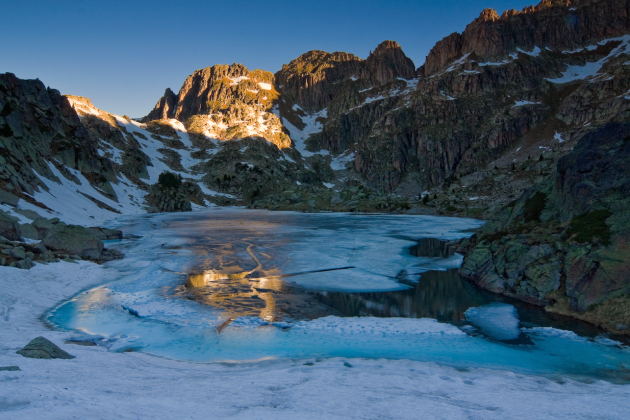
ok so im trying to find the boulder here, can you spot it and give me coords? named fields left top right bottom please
left=87, top=227, right=123, bottom=240
left=0, top=211, right=21, bottom=241
left=32, top=217, right=63, bottom=240
left=0, top=189, right=19, bottom=207
left=41, top=224, right=104, bottom=260
left=20, top=223, right=38, bottom=240
left=16, top=337, right=74, bottom=359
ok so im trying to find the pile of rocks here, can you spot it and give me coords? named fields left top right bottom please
left=0, top=211, right=123, bottom=269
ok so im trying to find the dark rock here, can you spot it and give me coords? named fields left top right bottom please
left=20, top=223, right=38, bottom=240
left=65, top=340, right=97, bottom=346
left=143, top=88, right=177, bottom=122
left=0, top=211, right=21, bottom=241
left=0, top=366, right=20, bottom=371
left=145, top=171, right=193, bottom=213
left=0, top=189, right=19, bottom=206
left=276, top=40, right=415, bottom=113
left=422, top=0, right=630, bottom=77
left=31, top=217, right=63, bottom=240
left=41, top=224, right=103, bottom=259
left=87, top=227, right=123, bottom=241
left=16, top=337, right=74, bottom=359
left=101, top=248, right=124, bottom=261
left=461, top=122, right=630, bottom=327
left=0, top=73, right=120, bottom=207
left=365, top=40, right=416, bottom=86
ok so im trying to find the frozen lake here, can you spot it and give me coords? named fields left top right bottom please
left=48, top=209, right=630, bottom=382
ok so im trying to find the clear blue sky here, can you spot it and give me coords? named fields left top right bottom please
left=3, top=0, right=535, bottom=117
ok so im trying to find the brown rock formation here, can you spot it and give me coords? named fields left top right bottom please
left=365, top=41, right=416, bottom=86
left=142, top=64, right=290, bottom=148
left=142, top=64, right=276, bottom=123
left=421, top=0, right=630, bottom=77
left=275, top=40, right=416, bottom=113
left=143, top=88, right=177, bottom=122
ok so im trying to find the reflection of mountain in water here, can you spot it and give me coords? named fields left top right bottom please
left=316, top=238, right=618, bottom=341
left=317, top=238, right=495, bottom=322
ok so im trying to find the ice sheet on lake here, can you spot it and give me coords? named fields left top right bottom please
left=289, top=316, right=465, bottom=336
left=465, top=303, right=520, bottom=341
left=279, top=212, right=483, bottom=292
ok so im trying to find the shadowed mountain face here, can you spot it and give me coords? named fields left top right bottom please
left=459, top=122, right=630, bottom=333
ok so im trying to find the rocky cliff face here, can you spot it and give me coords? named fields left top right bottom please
left=0, top=73, right=118, bottom=206
left=143, top=88, right=177, bottom=122
left=291, top=0, right=630, bottom=197
left=275, top=40, right=416, bottom=114
left=421, top=0, right=630, bottom=77
left=458, top=122, right=630, bottom=334
left=142, top=64, right=290, bottom=149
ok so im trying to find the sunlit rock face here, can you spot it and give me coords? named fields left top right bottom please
left=423, top=0, right=630, bottom=77
left=142, top=64, right=291, bottom=149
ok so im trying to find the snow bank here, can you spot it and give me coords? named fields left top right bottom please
left=513, top=101, right=541, bottom=107
left=280, top=108, right=328, bottom=157
left=548, top=35, right=630, bottom=84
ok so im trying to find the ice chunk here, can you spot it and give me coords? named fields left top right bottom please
left=465, top=303, right=520, bottom=341
left=229, top=316, right=270, bottom=329
left=289, top=316, right=465, bottom=336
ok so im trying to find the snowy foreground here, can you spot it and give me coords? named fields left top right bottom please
left=2, top=212, right=630, bottom=419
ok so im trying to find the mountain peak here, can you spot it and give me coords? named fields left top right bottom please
left=475, top=8, right=499, bottom=23
left=366, top=40, right=415, bottom=84
left=371, top=40, right=403, bottom=56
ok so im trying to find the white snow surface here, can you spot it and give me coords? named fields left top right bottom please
left=513, top=101, right=541, bottom=107
left=517, top=46, right=541, bottom=57
left=555, top=132, right=566, bottom=143
left=228, top=76, right=250, bottom=85
left=281, top=108, right=328, bottom=157
left=330, top=152, right=355, bottom=170
left=1, top=225, right=630, bottom=418
left=548, top=35, right=630, bottom=84
left=30, top=162, right=146, bottom=226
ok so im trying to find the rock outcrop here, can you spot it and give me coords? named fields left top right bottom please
left=142, top=65, right=290, bottom=149
left=276, top=40, right=416, bottom=113
left=17, top=337, right=74, bottom=359
left=143, top=88, right=177, bottom=122
left=459, top=122, right=630, bottom=333
left=145, top=171, right=193, bottom=213
left=0, top=74, right=118, bottom=203
left=0, top=212, right=21, bottom=241
left=38, top=220, right=123, bottom=261
left=296, top=0, right=630, bottom=195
